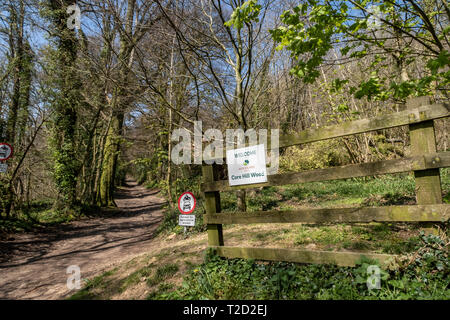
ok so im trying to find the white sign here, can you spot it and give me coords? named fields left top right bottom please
left=227, top=144, right=267, bottom=186
left=0, top=163, right=7, bottom=173
left=179, top=214, right=196, bottom=227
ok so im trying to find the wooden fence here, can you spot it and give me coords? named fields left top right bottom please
left=201, top=97, right=450, bottom=267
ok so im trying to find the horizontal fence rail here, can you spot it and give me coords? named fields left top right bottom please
left=278, top=103, right=449, bottom=149
left=202, top=151, right=450, bottom=192
left=204, top=204, right=450, bottom=224
left=203, top=103, right=449, bottom=162
left=213, top=246, right=396, bottom=267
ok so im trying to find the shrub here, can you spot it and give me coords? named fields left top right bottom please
left=279, top=140, right=350, bottom=173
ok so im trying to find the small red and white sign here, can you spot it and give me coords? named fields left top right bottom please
left=178, top=192, right=196, bottom=214
left=0, top=143, right=13, bottom=161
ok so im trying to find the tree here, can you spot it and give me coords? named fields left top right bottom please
left=157, top=0, right=276, bottom=211
left=96, top=0, right=163, bottom=206
left=270, top=0, right=449, bottom=102
left=42, top=0, right=81, bottom=212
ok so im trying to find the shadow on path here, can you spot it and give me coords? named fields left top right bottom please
left=0, top=178, right=167, bottom=299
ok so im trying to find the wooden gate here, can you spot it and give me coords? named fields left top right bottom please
left=201, top=97, right=450, bottom=267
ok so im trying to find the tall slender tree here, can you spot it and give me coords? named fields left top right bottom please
left=42, top=0, right=81, bottom=212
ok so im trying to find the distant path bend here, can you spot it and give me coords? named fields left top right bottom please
left=0, top=179, right=166, bottom=299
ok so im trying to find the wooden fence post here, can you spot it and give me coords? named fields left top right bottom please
left=202, top=163, right=224, bottom=246
left=407, top=97, right=443, bottom=234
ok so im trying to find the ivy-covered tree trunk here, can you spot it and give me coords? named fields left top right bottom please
left=97, top=0, right=135, bottom=207
left=5, top=1, right=26, bottom=145
left=2, top=0, right=33, bottom=218
left=44, top=0, right=80, bottom=213
left=98, top=110, right=124, bottom=207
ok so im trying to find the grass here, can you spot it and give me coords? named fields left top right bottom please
left=146, top=264, right=179, bottom=286
left=68, top=262, right=181, bottom=300
left=0, top=201, right=67, bottom=234
left=146, top=283, right=175, bottom=300
left=280, top=173, right=417, bottom=207
left=120, top=264, right=154, bottom=292
left=218, top=172, right=425, bottom=214
left=68, top=269, right=118, bottom=300
left=154, top=169, right=449, bottom=239
left=218, top=169, right=450, bottom=214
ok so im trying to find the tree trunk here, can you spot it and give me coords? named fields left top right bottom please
left=98, top=111, right=123, bottom=206
left=45, top=0, right=80, bottom=213
left=97, top=0, right=135, bottom=207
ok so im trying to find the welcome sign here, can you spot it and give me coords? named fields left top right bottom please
left=226, top=144, right=267, bottom=186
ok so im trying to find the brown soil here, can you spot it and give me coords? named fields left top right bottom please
left=0, top=179, right=166, bottom=300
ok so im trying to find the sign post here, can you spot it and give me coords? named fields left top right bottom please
left=178, top=192, right=197, bottom=233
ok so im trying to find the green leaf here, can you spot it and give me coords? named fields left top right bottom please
left=225, top=0, right=261, bottom=30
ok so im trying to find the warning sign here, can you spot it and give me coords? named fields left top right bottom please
left=0, top=143, right=13, bottom=161
left=178, top=192, right=196, bottom=214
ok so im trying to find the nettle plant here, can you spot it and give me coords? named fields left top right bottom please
left=270, top=0, right=450, bottom=101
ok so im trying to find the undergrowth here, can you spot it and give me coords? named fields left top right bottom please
left=0, top=200, right=102, bottom=234
left=150, top=231, right=449, bottom=300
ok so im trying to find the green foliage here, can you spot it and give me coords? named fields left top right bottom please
left=224, top=0, right=261, bottom=30
left=279, top=140, right=350, bottom=172
left=353, top=256, right=389, bottom=287
left=0, top=200, right=76, bottom=234
left=166, top=231, right=449, bottom=299
left=270, top=1, right=347, bottom=83
left=131, top=158, right=153, bottom=184
left=247, top=187, right=280, bottom=211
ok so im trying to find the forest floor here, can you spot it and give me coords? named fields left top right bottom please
left=0, top=179, right=166, bottom=299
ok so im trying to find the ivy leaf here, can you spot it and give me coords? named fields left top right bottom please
left=427, top=50, right=450, bottom=74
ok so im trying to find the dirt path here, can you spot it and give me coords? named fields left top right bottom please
left=0, top=179, right=166, bottom=300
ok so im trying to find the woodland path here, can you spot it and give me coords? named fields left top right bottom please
left=0, top=179, right=166, bottom=299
